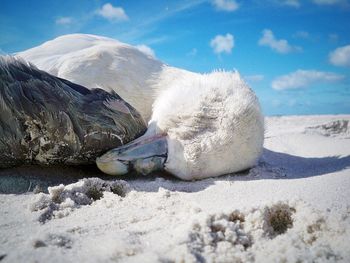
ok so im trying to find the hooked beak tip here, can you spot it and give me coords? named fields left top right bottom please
left=96, top=156, right=129, bottom=176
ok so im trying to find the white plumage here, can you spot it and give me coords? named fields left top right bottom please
left=18, top=34, right=264, bottom=180
left=139, top=71, right=264, bottom=180
left=17, top=34, right=191, bottom=122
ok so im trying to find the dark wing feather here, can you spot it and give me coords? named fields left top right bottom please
left=0, top=56, right=146, bottom=167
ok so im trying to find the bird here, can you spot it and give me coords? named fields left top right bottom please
left=17, top=34, right=264, bottom=180
left=0, top=56, right=146, bottom=167
left=96, top=71, right=264, bottom=180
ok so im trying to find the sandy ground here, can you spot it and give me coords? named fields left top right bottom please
left=1, top=115, right=350, bottom=263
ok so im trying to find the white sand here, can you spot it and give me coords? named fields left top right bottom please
left=1, top=115, right=350, bottom=263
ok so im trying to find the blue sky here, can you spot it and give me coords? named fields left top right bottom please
left=1, top=0, right=350, bottom=116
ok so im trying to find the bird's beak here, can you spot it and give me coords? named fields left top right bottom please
left=96, top=134, right=167, bottom=176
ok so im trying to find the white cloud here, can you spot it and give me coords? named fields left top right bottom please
left=187, top=48, right=198, bottom=56
left=210, top=33, right=234, bottom=54
left=212, top=0, right=239, bottom=11
left=96, top=3, right=128, bottom=22
left=293, top=30, right=310, bottom=39
left=55, top=17, right=73, bottom=25
left=142, top=36, right=169, bottom=45
left=244, top=74, right=265, bottom=82
left=328, top=33, right=339, bottom=43
left=312, top=0, right=347, bottom=5
left=329, top=45, right=350, bottom=67
left=258, top=29, right=301, bottom=54
left=136, top=44, right=156, bottom=58
left=272, top=70, right=345, bottom=90
left=117, top=1, right=206, bottom=44
left=281, top=0, right=301, bottom=7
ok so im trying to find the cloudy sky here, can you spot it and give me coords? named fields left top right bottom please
left=1, top=0, right=349, bottom=115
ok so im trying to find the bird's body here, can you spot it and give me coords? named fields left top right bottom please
left=17, top=34, right=194, bottom=122
left=0, top=56, right=145, bottom=167
left=17, top=34, right=264, bottom=179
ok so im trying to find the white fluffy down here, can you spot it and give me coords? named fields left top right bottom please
left=149, top=71, right=264, bottom=180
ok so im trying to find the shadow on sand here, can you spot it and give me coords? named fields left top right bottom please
left=1, top=148, right=349, bottom=194
left=261, top=149, right=350, bottom=179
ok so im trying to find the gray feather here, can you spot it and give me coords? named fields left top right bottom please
left=0, top=56, right=146, bottom=167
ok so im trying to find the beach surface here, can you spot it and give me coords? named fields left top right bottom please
left=1, top=115, right=350, bottom=263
